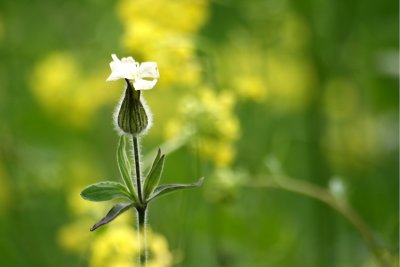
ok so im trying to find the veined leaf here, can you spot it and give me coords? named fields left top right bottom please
left=145, top=148, right=161, bottom=180
left=117, top=136, right=139, bottom=203
left=147, top=177, right=204, bottom=202
left=80, top=181, right=131, bottom=202
left=143, top=150, right=165, bottom=200
left=90, top=202, right=133, bottom=231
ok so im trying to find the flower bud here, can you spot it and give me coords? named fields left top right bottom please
left=116, top=80, right=151, bottom=135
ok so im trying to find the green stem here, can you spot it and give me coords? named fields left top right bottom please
left=137, top=206, right=148, bottom=267
left=132, top=135, right=148, bottom=266
left=245, top=176, right=390, bottom=267
left=132, top=135, right=143, bottom=204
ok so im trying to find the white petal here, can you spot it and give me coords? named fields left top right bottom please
left=106, top=73, right=122, bottom=81
left=133, top=79, right=158, bottom=90
left=106, top=54, right=124, bottom=81
left=111, top=54, right=120, bottom=62
left=139, top=62, right=160, bottom=78
left=121, top=56, right=136, bottom=65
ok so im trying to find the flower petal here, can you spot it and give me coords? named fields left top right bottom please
left=107, top=54, right=140, bottom=81
left=106, top=73, right=122, bottom=81
left=139, top=62, right=160, bottom=79
left=111, top=54, right=120, bottom=62
left=133, top=79, right=158, bottom=90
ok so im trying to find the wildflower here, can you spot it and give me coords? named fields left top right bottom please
left=106, top=54, right=159, bottom=90
left=106, top=54, right=159, bottom=135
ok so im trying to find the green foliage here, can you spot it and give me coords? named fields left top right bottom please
left=147, top=177, right=205, bottom=202
left=143, top=149, right=165, bottom=199
left=0, top=0, right=397, bottom=266
left=117, top=135, right=138, bottom=203
left=90, top=203, right=133, bottom=231
left=80, top=181, right=132, bottom=202
left=81, top=137, right=203, bottom=231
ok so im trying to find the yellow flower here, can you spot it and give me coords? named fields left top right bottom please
left=58, top=185, right=133, bottom=253
left=117, top=0, right=209, bottom=34
left=58, top=218, right=93, bottom=252
left=216, top=37, right=269, bottom=102
left=198, top=139, right=236, bottom=167
left=165, top=87, right=240, bottom=166
left=117, top=0, right=209, bottom=88
left=89, top=226, right=173, bottom=267
left=265, top=50, right=316, bottom=111
left=30, top=52, right=119, bottom=127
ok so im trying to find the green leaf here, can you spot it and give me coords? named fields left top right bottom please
left=80, top=181, right=132, bottom=202
left=90, top=202, right=133, bottom=231
left=143, top=149, right=165, bottom=199
left=147, top=177, right=204, bottom=202
left=117, top=136, right=139, bottom=203
left=147, top=148, right=162, bottom=178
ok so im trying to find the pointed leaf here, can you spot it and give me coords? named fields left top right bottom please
left=146, top=148, right=161, bottom=179
left=147, top=177, right=204, bottom=202
left=80, top=181, right=131, bottom=202
left=90, top=202, right=133, bottom=231
left=117, top=136, right=139, bottom=203
left=143, top=152, right=165, bottom=199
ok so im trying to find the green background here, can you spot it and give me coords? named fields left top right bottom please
left=0, top=0, right=398, bottom=266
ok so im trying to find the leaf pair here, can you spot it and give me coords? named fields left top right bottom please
left=143, top=149, right=165, bottom=201
left=143, top=149, right=205, bottom=203
left=80, top=136, right=139, bottom=231
left=80, top=181, right=135, bottom=231
left=80, top=136, right=204, bottom=232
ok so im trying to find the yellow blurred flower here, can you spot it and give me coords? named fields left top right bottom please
left=265, top=50, right=316, bottom=111
left=198, top=138, right=236, bottom=167
left=117, top=0, right=209, bottom=34
left=30, top=52, right=119, bottom=127
left=217, top=11, right=315, bottom=108
left=117, top=0, right=209, bottom=88
left=165, top=87, right=240, bottom=166
left=58, top=218, right=94, bottom=252
left=217, top=38, right=268, bottom=102
left=233, top=75, right=267, bottom=101
left=322, top=78, right=380, bottom=169
left=90, top=226, right=138, bottom=267
left=205, top=167, right=247, bottom=203
left=90, top=226, right=173, bottom=267
left=58, top=184, right=133, bottom=253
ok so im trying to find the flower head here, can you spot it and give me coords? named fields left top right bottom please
left=106, top=54, right=159, bottom=90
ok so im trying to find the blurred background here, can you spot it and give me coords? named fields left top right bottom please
left=0, top=0, right=398, bottom=266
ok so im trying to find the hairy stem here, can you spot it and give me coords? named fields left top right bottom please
left=132, top=135, right=148, bottom=266
left=132, top=135, right=143, bottom=203
left=137, top=206, right=148, bottom=267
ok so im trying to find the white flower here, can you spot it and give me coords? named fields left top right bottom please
left=106, top=54, right=160, bottom=90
